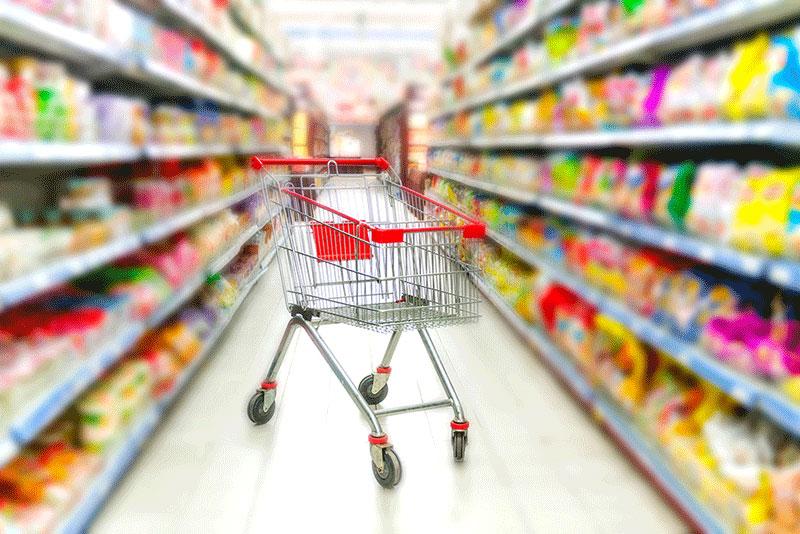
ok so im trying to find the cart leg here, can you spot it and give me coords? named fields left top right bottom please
left=247, top=317, right=301, bottom=425
left=294, top=317, right=385, bottom=438
left=294, top=318, right=401, bottom=485
left=418, top=328, right=469, bottom=461
left=358, top=329, right=401, bottom=404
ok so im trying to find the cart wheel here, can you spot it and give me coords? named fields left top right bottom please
left=372, top=447, right=402, bottom=488
left=358, top=375, right=389, bottom=405
left=452, top=430, right=467, bottom=462
left=247, top=391, right=275, bottom=425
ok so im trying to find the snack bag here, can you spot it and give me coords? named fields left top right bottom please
left=729, top=166, right=800, bottom=256
left=532, top=90, right=558, bottom=133
left=577, top=154, right=604, bottom=204
left=685, top=163, right=744, bottom=242
left=577, top=1, right=611, bottom=55
left=550, top=153, right=582, bottom=198
left=602, top=73, right=644, bottom=128
left=768, top=29, right=800, bottom=120
left=638, top=66, right=671, bottom=127
left=544, top=18, right=578, bottom=65
left=561, top=78, right=597, bottom=131
left=655, top=161, right=696, bottom=230
left=786, top=180, right=800, bottom=258
left=591, top=158, right=626, bottom=210
left=659, top=55, right=704, bottom=124
left=616, top=161, right=660, bottom=218
left=722, top=33, right=772, bottom=121
left=619, top=0, right=646, bottom=34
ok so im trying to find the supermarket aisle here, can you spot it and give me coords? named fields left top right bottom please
left=92, top=268, right=684, bottom=534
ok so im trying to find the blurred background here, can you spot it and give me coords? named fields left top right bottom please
left=3, top=0, right=800, bottom=532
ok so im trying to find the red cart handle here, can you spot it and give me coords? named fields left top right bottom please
left=251, top=156, right=390, bottom=171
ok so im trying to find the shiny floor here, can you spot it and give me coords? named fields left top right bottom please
left=92, top=269, right=686, bottom=533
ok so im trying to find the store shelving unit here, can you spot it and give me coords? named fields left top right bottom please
left=430, top=0, right=800, bottom=526
left=434, top=0, right=800, bottom=119
left=56, top=245, right=279, bottom=534
left=431, top=185, right=800, bottom=442
left=0, top=0, right=293, bottom=528
left=0, top=185, right=269, bottom=310
left=0, top=1, right=286, bottom=118
left=0, top=210, right=282, bottom=468
left=442, top=0, right=576, bottom=85
left=474, top=277, right=726, bottom=534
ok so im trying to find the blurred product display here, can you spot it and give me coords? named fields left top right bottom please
left=428, top=0, right=800, bottom=532
left=0, top=0, right=289, bottom=530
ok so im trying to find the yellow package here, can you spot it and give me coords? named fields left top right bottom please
left=723, top=34, right=772, bottom=121
left=729, top=167, right=800, bottom=256
left=532, top=91, right=558, bottom=133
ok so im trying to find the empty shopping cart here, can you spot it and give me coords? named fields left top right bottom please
left=247, top=156, right=485, bottom=488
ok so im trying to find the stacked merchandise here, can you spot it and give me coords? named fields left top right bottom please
left=0, top=229, right=276, bottom=532
left=475, top=240, right=800, bottom=533
left=430, top=0, right=800, bottom=531
left=429, top=150, right=800, bottom=260
left=0, top=0, right=291, bottom=530
left=0, top=57, right=289, bottom=148
left=435, top=24, right=800, bottom=139
left=0, top=158, right=265, bottom=285
left=8, top=0, right=288, bottom=116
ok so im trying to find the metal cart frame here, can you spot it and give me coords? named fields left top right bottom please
left=247, top=156, right=485, bottom=488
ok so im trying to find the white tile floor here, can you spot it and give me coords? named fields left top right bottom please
left=92, top=269, right=687, bottom=533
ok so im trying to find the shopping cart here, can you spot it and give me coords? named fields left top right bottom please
left=247, top=156, right=485, bottom=488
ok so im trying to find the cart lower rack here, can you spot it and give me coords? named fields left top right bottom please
left=246, top=156, right=486, bottom=487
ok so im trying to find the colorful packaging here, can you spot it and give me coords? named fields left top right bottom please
left=729, top=167, right=800, bottom=256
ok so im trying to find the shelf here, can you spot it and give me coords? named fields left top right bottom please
left=473, top=277, right=725, bottom=534
left=0, top=2, right=280, bottom=118
left=430, top=121, right=800, bottom=150
left=441, top=0, right=576, bottom=85
left=0, top=142, right=141, bottom=166
left=0, top=221, right=276, bottom=469
left=434, top=0, right=800, bottom=118
left=483, top=227, right=800, bottom=439
left=56, top=257, right=273, bottom=534
left=0, top=185, right=265, bottom=311
left=0, top=142, right=290, bottom=166
left=430, top=168, right=773, bottom=281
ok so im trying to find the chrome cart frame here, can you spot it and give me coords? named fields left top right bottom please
left=247, top=156, right=485, bottom=488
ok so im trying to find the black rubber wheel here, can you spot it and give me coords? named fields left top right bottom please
left=247, top=390, right=275, bottom=425
left=358, top=375, right=389, bottom=405
left=452, top=431, right=467, bottom=462
left=372, top=447, right=402, bottom=488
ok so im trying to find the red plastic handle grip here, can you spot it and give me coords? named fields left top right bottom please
left=251, top=156, right=390, bottom=171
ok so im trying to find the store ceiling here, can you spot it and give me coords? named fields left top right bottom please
left=269, top=0, right=458, bottom=124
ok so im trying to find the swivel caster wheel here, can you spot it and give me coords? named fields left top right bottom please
left=247, top=390, right=276, bottom=425
left=372, top=447, right=402, bottom=488
left=358, top=374, right=389, bottom=405
left=451, top=430, right=467, bottom=462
